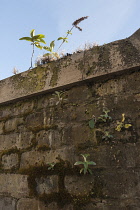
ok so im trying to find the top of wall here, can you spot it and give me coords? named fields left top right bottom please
left=0, top=28, right=140, bottom=105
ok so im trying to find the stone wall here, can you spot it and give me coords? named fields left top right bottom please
left=0, top=29, right=140, bottom=210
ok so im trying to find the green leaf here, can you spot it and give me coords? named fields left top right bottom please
left=88, top=161, right=96, bottom=165
left=89, top=119, right=95, bottom=129
left=43, top=46, right=51, bottom=51
left=35, top=44, right=43, bottom=49
left=122, top=114, right=125, bottom=122
left=88, top=168, right=93, bottom=174
left=57, top=37, right=63, bottom=40
left=80, top=168, right=84, bottom=174
left=30, top=29, right=35, bottom=37
left=39, top=38, right=46, bottom=44
left=115, top=124, right=122, bottom=132
left=124, top=124, right=132, bottom=129
left=34, top=34, right=45, bottom=39
left=74, top=161, right=84, bottom=165
left=50, top=40, right=55, bottom=49
left=19, top=37, right=32, bottom=42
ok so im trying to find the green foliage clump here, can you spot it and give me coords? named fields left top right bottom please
left=115, top=113, right=132, bottom=132
left=102, top=131, right=113, bottom=141
left=48, top=162, right=56, bottom=170
left=74, top=154, right=96, bottom=175
left=52, top=91, right=67, bottom=105
left=97, top=109, right=112, bottom=122
left=19, top=16, right=89, bottom=68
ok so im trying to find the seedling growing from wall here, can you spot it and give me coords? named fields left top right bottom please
left=115, top=113, right=132, bottom=132
left=102, top=131, right=113, bottom=141
left=52, top=91, right=67, bottom=105
left=74, top=154, right=96, bottom=175
left=98, top=109, right=112, bottom=123
left=48, top=162, right=55, bottom=170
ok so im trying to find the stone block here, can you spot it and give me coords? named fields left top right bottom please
left=96, top=78, right=125, bottom=96
left=65, top=175, right=94, bottom=195
left=0, top=106, right=12, bottom=121
left=66, top=85, right=92, bottom=104
left=0, top=133, right=18, bottom=152
left=87, top=144, right=140, bottom=169
left=25, top=110, right=53, bottom=132
left=62, top=124, right=96, bottom=147
left=12, top=100, right=35, bottom=117
left=17, top=198, right=49, bottom=210
left=99, top=168, right=140, bottom=199
left=25, top=112, right=45, bottom=132
left=2, top=153, right=19, bottom=170
left=4, top=117, right=24, bottom=132
left=36, top=175, right=59, bottom=194
left=36, top=129, right=61, bottom=149
left=0, top=174, right=29, bottom=198
left=0, top=130, right=33, bottom=152
left=20, top=147, right=76, bottom=169
left=0, top=196, right=17, bottom=210
left=61, top=204, right=74, bottom=210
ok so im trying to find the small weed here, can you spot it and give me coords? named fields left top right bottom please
left=98, top=109, right=112, bottom=122
left=74, top=154, right=96, bottom=175
left=52, top=91, right=67, bottom=105
left=102, top=131, right=113, bottom=141
left=115, top=113, right=132, bottom=132
left=48, top=162, right=55, bottom=170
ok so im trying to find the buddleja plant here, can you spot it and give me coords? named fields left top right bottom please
left=19, top=29, right=46, bottom=68
left=19, top=16, right=89, bottom=68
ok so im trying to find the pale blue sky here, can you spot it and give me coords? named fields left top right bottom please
left=0, top=0, right=139, bottom=80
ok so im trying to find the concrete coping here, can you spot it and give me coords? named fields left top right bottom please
left=0, top=29, right=140, bottom=105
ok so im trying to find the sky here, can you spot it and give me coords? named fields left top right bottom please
left=0, top=0, right=139, bottom=80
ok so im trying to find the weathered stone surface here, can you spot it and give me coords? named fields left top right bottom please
left=99, top=168, right=140, bottom=199
left=36, top=175, right=59, bottom=194
left=4, top=117, right=24, bottom=132
left=0, top=196, right=17, bottom=210
left=65, top=175, right=94, bottom=195
left=66, top=85, right=92, bottom=104
left=25, top=112, right=45, bottom=132
left=62, top=124, right=96, bottom=147
left=0, top=130, right=34, bottom=152
left=36, top=129, right=61, bottom=149
left=0, top=174, right=29, bottom=198
left=17, top=198, right=49, bottom=210
left=86, top=143, right=140, bottom=168
left=61, top=204, right=74, bottom=210
left=2, top=153, right=19, bottom=170
left=0, top=105, right=13, bottom=121
left=13, top=100, right=35, bottom=116
left=0, top=133, right=18, bottom=151
left=20, top=147, right=76, bottom=169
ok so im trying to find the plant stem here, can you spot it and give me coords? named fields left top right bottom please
left=30, top=43, right=35, bottom=69
left=57, top=26, right=74, bottom=51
